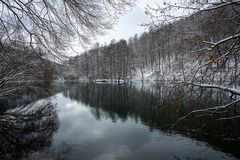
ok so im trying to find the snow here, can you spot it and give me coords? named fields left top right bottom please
left=132, top=62, right=188, bottom=82
left=95, top=79, right=125, bottom=84
left=190, top=83, right=240, bottom=95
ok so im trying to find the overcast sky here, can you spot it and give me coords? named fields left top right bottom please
left=95, top=0, right=158, bottom=44
left=69, top=0, right=161, bottom=56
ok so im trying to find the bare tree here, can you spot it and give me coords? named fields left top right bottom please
left=0, top=0, right=135, bottom=57
left=145, top=0, right=240, bottom=127
left=0, top=43, right=56, bottom=102
left=0, top=0, right=135, bottom=102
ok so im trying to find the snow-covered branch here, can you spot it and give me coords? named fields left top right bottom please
left=203, top=33, right=240, bottom=48
left=170, top=98, right=240, bottom=129
left=199, top=0, right=240, bottom=11
left=186, top=82, right=240, bottom=95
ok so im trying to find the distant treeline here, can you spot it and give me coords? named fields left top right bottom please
left=66, top=5, right=239, bottom=82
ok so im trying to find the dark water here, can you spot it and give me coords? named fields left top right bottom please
left=0, top=82, right=239, bottom=160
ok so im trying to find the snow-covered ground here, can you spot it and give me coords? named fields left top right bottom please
left=95, top=79, right=125, bottom=84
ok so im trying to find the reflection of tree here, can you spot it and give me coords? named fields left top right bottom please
left=63, top=82, right=232, bottom=129
left=0, top=82, right=70, bottom=114
left=0, top=101, right=58, bottom=160
left=144, top=1, right=240, bottom=141
left=62, top=82, right=240, bottom=157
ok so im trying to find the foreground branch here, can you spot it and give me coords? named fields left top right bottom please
left=189, top=83, right=240, bottom=95
left=170, top=99, right=240, bottom=130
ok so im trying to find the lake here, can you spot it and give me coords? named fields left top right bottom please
left=0, top=82, right=239, bottom=160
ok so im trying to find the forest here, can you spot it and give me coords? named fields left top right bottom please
left=60, top=2, right=240, bottom=138
left=0, top=0, right=240, bottom=159
left=0, top=0, right=134, bottom=108
left=66, top=4, right=239, bottom=85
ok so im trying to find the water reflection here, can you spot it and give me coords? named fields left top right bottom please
left=0, top=100, right=58, bottom=160
left=50, top=82, right=239, bottom=160
left=1, top=82, right=238, bottom=159
left=62, top=82, right=240, bottom=135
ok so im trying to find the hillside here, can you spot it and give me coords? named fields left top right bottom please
left=64, top=4, right=239, bottom=84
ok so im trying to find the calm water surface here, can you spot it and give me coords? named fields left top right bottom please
left=1, top=82, right=239, bottom=160
left=47, top=82, right=238, bottom=160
